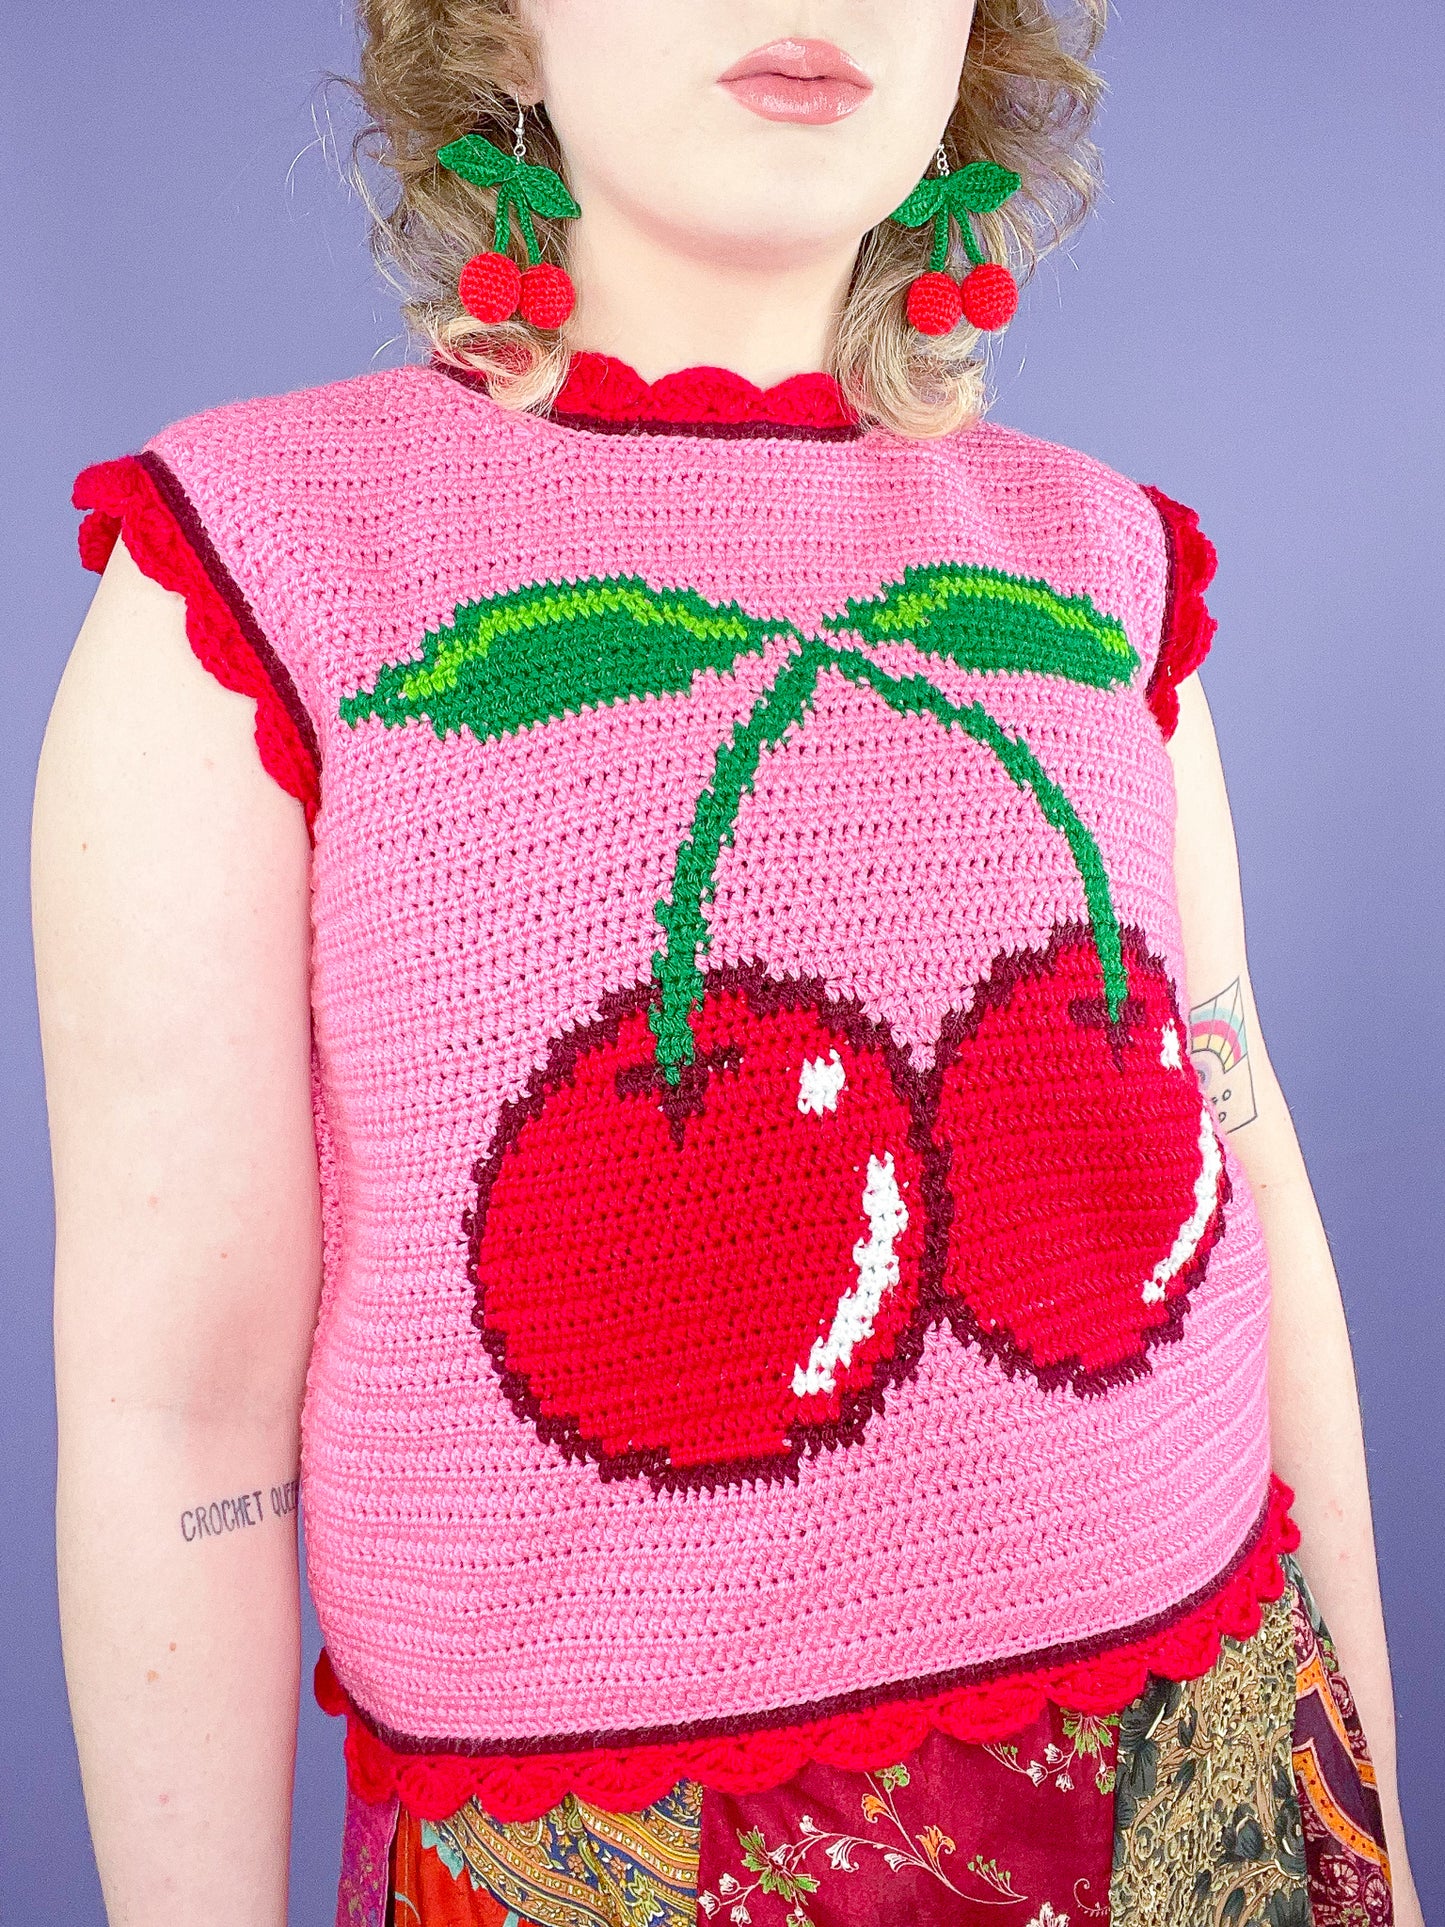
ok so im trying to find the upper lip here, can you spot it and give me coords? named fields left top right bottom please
left=719, top=38, right=873, bottom=89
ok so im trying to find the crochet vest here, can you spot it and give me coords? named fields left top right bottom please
left=75, top=355, right=1294, bottom=1823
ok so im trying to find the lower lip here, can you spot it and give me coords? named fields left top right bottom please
left=720, top=73, right=871, bottom=124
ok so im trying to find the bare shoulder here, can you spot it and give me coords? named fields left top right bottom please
left=33, top=533, right=312, bottom=1125
left=36, top=535, right=310, bottom=892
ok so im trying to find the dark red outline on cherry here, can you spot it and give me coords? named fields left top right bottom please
left=461, top=622, right=1229, bottom=1493
left=465, top=939, right=1227, bottom=1492
left=464, top=965, right=945, bottom=1494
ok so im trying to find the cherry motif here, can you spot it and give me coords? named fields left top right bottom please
left=439, top=134, right=581, bottom=331
left=906, top=271, right=965, bottom=337
left=960, top=262, right=1019, bottom=332
left=346, top=592, right=1228, bottom=1478
left=517, top=262, right=577, bottom=329
left=457, top=254, right=577, bottom=328
left=888, top=158, right=1023, bottom=339
left=458, top=251, right=523, bottom=324
left=468, top=977, right=927, bottom=1485
left=931, top=925, right=1229, bottom=1387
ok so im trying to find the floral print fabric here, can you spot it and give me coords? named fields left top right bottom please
left=349, top=1564, right=1392, bottom=1927
left=697, top=1711, right=1115, bottom=1926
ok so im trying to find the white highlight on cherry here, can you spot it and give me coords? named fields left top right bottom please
left=792, top=1152, right=908, bottom=1398
left=1142, top=1103, right=1222, bottom=1305
left=798, top=1050, right=847, bottom=1115
left=1160, top=1022, right=1184, bottom=1071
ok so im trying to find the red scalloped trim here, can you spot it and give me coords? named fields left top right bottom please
left=318, top=1475, right=1299, bottom=1822
left=1142, top=484, right=1220, bottom=741
left=72, top=453, right=321, bottom=835
left=550, top=351, right=859, bottom=436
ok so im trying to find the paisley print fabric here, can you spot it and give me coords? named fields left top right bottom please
left=1108, top=1588, right=1307, bottom=1925
left=1287, top=1555, right=1393, bottom=1925
left=345, top=1561, right=1393, bottom=1927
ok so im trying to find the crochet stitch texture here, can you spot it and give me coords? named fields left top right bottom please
left=74, top=357, right=1278, bottom=1818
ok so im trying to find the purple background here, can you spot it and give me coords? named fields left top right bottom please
left=4, top=3, right=1441, bottom=1918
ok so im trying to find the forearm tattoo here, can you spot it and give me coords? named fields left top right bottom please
left=180, top=1478, right=298, bottom=1543
left=1188, top=976, right=1259, bottom=1132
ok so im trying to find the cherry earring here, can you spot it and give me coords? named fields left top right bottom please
left=438, top=103, right=581, bottom=329
left=890, top=146, right=1021, bottom=337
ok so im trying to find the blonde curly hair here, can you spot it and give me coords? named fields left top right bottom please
left=352, top=1, right=1106, bottom=437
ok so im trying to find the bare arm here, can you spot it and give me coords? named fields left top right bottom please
left=1168, top=671, right=1422, bottom=1923
left=33, top=539, right=321, bottom=1926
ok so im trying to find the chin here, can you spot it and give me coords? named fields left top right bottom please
left=663, top=183, right=884, bottom=272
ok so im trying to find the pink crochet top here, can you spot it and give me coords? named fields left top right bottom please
left=75, top=353, right=1293, bottom=1823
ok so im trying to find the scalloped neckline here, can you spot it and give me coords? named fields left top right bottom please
left=550, top=351, right=859, bottom=438
left=433, top=348, right=861, bottom=440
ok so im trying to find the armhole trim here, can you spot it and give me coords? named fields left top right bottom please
left=72, top=451, right=321, bottom=836
left=1142, top=484, right=1219, bottom=742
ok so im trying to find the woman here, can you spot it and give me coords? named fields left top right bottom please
left=33, top=2, right=1422, bottom=1923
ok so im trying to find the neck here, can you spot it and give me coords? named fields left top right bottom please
left=562, top=200, right=858, bottom=388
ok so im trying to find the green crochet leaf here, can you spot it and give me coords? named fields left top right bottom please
left=340, top=577, right=790, bottom=745
left=943, top=161, right=1022, bottom=214
left=517, top=160, right=581, bottom=220
left=823, top=563, right=1139, bottom=691
left=437, top=137, right=579, bottom=221
left=648, top=636, right=1131, bottom=1078
left=889, top=176, right=948, bottom=226
left=437, top=134, right=514, bottom=189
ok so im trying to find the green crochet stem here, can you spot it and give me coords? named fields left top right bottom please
left=648, top=639, right=1127, bottom=1081
left=497, top=189, right=542, bottom=266
left=927, top=209, right=985, bottom=274
left=437, top=135, right=581, bottom=268
left=928, top=210, right=950, bottom=275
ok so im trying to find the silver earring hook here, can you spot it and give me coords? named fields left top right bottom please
left=513, top=102, right=527, bottom=163
left=935, top=140, right=950, bottom=178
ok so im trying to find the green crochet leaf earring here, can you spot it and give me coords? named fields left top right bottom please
left=438, top=103, right=581, bottom=329
left=890, top=148, right=1022, bottom=336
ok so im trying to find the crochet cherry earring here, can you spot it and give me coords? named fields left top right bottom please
left=890, top=153, right=1022, bottom=337
left=438, top=105, right=581, bottom=329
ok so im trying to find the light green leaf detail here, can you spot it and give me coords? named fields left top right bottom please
left=825, top=562, right=1138, bottom=691
left=649, top=639, right=1129, bottom=1081
left=340, top=577, right=789, bottom=745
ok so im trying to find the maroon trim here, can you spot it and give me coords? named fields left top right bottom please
left=429, top=353, right=865, bottom=443
left=548, top=410, right=862, bottom=443
left=341, top=1481, right=1276, bottom=1762
left=136, top=451, right=321, bottom=773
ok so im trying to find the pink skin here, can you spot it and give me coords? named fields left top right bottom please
left=523, top=0, right=978, bottom=384
left=718, top=37, right=874, bottom=125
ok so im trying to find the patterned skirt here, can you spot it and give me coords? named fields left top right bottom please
left=337, top=1556, right=1391, bottom=1927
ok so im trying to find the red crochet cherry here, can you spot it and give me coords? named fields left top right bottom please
left=517, top=262, right=576, bottom=330
left=906, top=271, right=965, bottom=337
left=458, top=251, right=523, bottom=324
left=931, top=925, right=1228, bottom=1386
left=960, top=262, right=1019, bottom=331
left=468, top=980, right=925, bottom=1482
